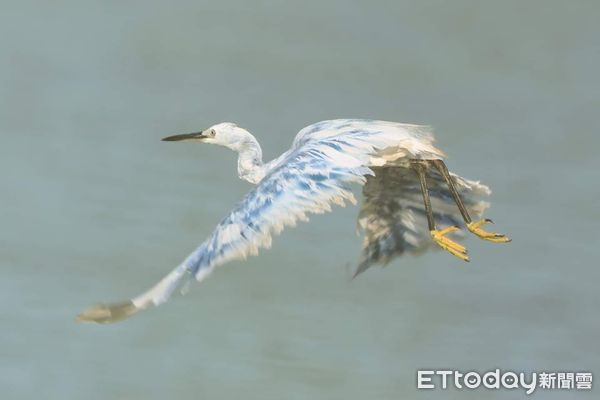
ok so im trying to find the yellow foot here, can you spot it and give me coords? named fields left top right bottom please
left=467, top=219, right=511, bottom=243
left=430, top=226, right=469, bottom=262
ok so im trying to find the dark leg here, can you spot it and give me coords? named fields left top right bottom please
left=410, top=160, right=469, bottom=261
left=430, top=159, right=472, bottom=224
left=430, top=159, right=510, bottom=243
left=412, top=161, right=435, bottom=231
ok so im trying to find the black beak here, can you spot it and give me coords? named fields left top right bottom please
left=161, top=132, right=207, bottom=142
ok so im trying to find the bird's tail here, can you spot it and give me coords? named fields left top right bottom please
left=76, top=262, right=209, bottom=324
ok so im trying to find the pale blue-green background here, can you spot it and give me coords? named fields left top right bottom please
left=1, top=1, right=598, bottom=399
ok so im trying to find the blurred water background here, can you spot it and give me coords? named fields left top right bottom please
left=0, top=1, right=598, bottom=399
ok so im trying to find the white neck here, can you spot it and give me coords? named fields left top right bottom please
left=231, top=135, right=266, bottom=184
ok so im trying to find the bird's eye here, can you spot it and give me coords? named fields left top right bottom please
left=209, top=129, right=216, bottom=137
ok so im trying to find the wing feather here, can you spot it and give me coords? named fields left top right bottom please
left=80, top=119, right=452, bottom=322
left=128, top=129, right=393, bottom=312
left=354, top=166, right=491, bottom=276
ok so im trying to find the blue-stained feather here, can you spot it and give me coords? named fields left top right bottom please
left=183, top=135, right=374, bottom=277
left=115, top=119, right=492, bottom=317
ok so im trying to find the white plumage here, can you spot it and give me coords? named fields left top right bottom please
left=77, top=119, right=506, bottom=324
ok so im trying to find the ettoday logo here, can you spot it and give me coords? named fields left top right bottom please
left=417, top=369, right=593, bottom=395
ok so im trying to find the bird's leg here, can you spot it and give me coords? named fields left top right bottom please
left=429, top=159, right=510, bottom=243
left=410, top=160, right=469, bottom=261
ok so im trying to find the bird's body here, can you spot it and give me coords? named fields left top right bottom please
left=77, top=119, right=509, bottom=324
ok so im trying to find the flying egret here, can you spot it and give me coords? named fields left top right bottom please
left=77, top=119, right=509, bottom=323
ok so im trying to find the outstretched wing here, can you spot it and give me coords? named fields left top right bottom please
left=183, top=122, right=447, bottom=286
left=77, top=121, right=447, bottom=323
left=183, top=144, right=371, bottom=280
left=354, top=166, right=491, bottom=276
left=77, top=129, right=403, bottom=322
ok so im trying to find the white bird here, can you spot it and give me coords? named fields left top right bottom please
left=77, top=119, right=509, bottom=323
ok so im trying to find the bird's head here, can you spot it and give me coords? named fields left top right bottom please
left=162, top=122, right=252, bottom=150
